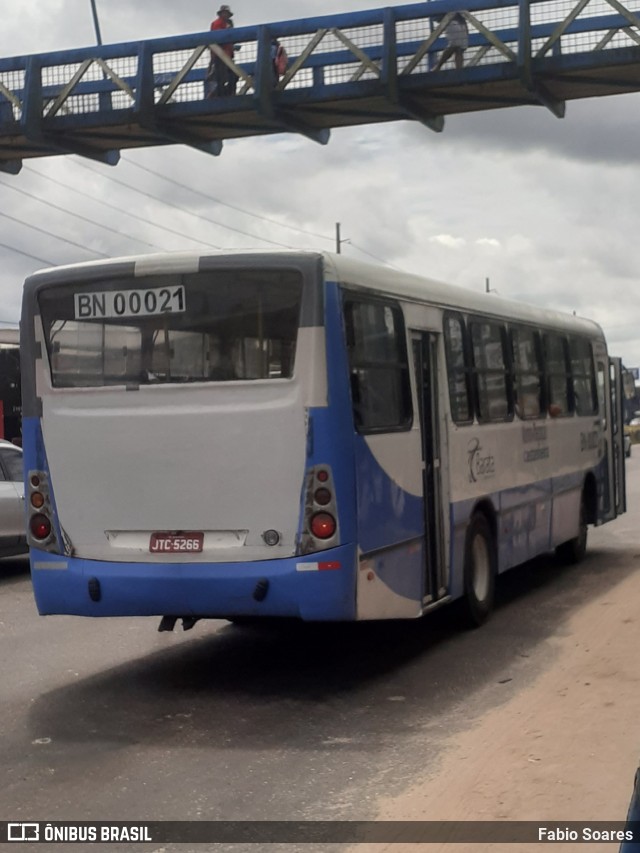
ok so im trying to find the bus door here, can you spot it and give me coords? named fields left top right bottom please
left=597, top=355, right=626, bottom=521
left=411, top=331, right=445, bottom=604
left=608, top=357, right=626, bottom=518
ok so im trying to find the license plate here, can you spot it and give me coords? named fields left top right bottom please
left=149, top=532, right=204, bottom=553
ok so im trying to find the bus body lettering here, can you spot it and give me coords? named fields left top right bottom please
left=75, top=293, right=106, bottom=319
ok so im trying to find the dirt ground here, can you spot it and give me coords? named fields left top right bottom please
left=354, top=552, right=640, bottom=852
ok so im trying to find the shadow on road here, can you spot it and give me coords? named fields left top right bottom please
left=0, top=554, right=30, bottom=583
left=26, top=545, right=637, bottom=757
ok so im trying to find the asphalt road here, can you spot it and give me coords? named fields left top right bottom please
left=1, top=457, right=638, bottom=852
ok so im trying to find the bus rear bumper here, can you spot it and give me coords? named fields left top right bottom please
left=29, top=545, right=357, bottom=622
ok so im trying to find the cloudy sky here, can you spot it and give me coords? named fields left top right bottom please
left=1, top=0, right=639, bottom=369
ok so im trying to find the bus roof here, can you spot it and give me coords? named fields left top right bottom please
left=24, top=249, right=604, bottom=340
left=324, top=252, right=604, bottom=340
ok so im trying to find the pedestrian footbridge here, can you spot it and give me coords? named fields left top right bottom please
left=1, top=0, right=640, bottom=173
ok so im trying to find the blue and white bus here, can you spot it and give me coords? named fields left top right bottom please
left=20, top=251, right=626, bottom=629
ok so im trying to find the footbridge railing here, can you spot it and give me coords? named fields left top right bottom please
left=0, top=0, right=639, bottom=172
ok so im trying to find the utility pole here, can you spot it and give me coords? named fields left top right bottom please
left=89, top=0, right=103, bottom=45
left=485, top=276, right=490, bottom=293
left=336, top=222, right=350, bottom=254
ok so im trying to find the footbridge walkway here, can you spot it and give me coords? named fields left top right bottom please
left=1, top=0, right=640, bottom=173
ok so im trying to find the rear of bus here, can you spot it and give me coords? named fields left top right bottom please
left=20, top=252, right=358, bottom=622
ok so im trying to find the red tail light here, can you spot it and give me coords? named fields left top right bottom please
left=30, top=514, right=52, bottom=540
left=310, top=512, right=336, bottom=540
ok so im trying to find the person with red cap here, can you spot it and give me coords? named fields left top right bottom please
left=207, top=5, right=237, bottom=97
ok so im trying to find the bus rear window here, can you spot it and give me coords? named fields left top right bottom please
left=38, top=270, right=303, bottom=387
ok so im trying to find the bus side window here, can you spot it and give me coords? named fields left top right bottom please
left=343, top=297, right=412, bottom=433
left=544, top=333, right=572, bottom=417
left=470, top=319, right=512, bottom=423
left=569, top=337, right=598, bottom=416
left=443, top=313, right=473, bottom=424
left=597, top=363, right=607, bottom=428
left=511, top=326, right=544, bottom=419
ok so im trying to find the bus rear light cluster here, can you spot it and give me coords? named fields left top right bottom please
left=27, top=469, right=59, bottom=552
left=297, top=466, right=339, bottom=555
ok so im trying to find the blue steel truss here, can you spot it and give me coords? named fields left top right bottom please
left=1, top=0, right=640, bottom=173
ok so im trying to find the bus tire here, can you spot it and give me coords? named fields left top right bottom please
left=462, top=513, right=496, bottom=627
left=556, top=494, right=587, bottom=565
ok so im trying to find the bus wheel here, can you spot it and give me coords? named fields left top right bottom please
left=556, top=495, right=587, bottom=565
left=462, top=513, right=496, bottom=627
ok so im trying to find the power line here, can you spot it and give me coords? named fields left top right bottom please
left=124, top=156, right=333, bottom=243
left=72, top=157, right=297, bottom=250
left=122, top=158, right=405, bottom=271
left=24, top=164, right=224, bottom=251
left=71, top=158, right=403, bottom=270
left=0, top=209, right=108, bottom=259
left=349, top=241, right=404, bottom=271
left=4, top=158, right=401, bottom=274
left=0, top=176, right=162, bottom=252
left=0, top=239, right=55, bottom=267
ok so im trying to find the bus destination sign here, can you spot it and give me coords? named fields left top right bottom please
left=74, top=286, right=186, bottom=320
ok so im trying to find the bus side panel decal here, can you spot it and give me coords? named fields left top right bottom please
left=498, top=480, right=552, bottom=572
left=449, top=470, right=588, bottom=591
left=352, top=437, right=424, bottom=617
left=354, top=436, right=423, bottom=555
left=357, top=541, right=423, bottom=620
left=550, top=471, right=585, bottom=547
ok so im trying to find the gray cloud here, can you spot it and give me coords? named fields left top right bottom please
left=398, top=92, right=640, bottom=165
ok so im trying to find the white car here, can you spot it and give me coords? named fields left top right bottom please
left=0, top=439, right=26, bottom=558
